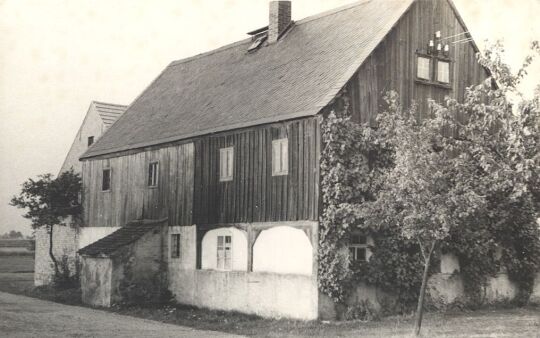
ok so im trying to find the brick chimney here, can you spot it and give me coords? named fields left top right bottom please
left=268, top=1, right=292, bottom=44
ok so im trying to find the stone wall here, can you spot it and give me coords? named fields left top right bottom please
left=34, top=224, right=79, bottom=286
left=80, top=257, right=113, bottom=307
left=34, top=224, right=119, bottom=286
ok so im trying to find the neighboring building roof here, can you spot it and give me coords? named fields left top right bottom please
left=93, top=101, right=128, bottom=127
left=78, top=219, right=166, bottom=257
left=81, top=0, right=415, bottom=159
left=59, top=101, right=127, bottom=174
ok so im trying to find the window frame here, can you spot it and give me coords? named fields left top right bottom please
left=436, top=59, right=451, bottom=84
left=349, top=233, right=370, bottom=262
left=87, top=136, right=94, bottom=147
left=101, top=168, right=111, bottom=192
left=272, top=138, right=289, bottom=176
left=416, top=55, right=432, bottom=81
left=216, top=235, right=233, bottom=270
left=219, top=147, right=234, bottom=182
left=148, top=161, right=159, bottom=187
left=170, top=233, right=181, bottom=259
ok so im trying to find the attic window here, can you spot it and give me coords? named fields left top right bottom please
left=248, top=34, right=267, bottom=52
left=437, top=60, right=450, bottom=83
left=417, top=56, right=431, bottom=80
left=87, top=136, right=94, bottom=147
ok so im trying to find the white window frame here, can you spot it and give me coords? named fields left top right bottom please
left=349, top=234, right=371, bottom=262
left=436, top=60, right=450, bottom=84
left=217, top=235, right=232, bottom=270
left=170, top=233, right=181, bottom=259
left=272, top=138, right=288, bottom=176
left=219, top=147, right=234, bottom=182
left=417, top=56, right=431, bottom=80
left=148, top=161, right=159, bottom=187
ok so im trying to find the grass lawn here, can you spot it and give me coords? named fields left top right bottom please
left=1, top=254, right=538, bottom=337
left=112, top=303, right=540, bottom=337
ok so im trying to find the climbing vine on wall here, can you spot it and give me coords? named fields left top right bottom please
left=318, top=42, right=540, bottom=312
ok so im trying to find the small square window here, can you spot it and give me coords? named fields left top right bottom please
left=437, top=60, right=450, bottom=83
left=220, top=147, right=234, bottom=181
left=171, top=234, right=181, bottom=258
left=272, top=138, right=288, bottom=176
left=87, top=136, right=94, bottom=147
left=417, top=56, right=431, bottom=80
left=349, top=233, right=370, bottom=262
left=102, top=169, right=111, bottom=191
left=217, top=235, right=232, bottom=270
left=148, top=162, right=159, bottom=187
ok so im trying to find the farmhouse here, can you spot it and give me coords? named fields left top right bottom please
left=34, top=101, right=126, bottom=285
left=73, top=0, right=533, bottom=319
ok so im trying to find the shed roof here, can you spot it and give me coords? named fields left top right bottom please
left=78, top=219, right=166, bottom=257
left=82, top=0, right=415, bottom=159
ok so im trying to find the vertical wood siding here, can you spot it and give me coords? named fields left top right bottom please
left=82, top=143, right=194, bottom=227
left=346, top=0, right=488, bottom=124
left=193, top=117, right=320, bottom=224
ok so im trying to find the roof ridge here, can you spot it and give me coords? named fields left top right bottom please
left=168, top=0, right=372, bottom=68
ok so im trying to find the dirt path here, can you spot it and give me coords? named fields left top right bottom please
left=0, top=291, right=243, bottom=338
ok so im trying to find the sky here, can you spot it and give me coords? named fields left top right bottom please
left=1, top=0, right=539, bottom=236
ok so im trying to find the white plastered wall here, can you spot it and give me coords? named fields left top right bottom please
left=253, top=226, right=313, bottom=275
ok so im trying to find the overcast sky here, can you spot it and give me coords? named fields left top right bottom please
left=1, top=0, right=539, bottom=236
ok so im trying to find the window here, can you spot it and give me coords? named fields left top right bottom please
left=437, top=60, right=450, bottom=83
left=219, top=147, right=234, bottom=181
left=171, top=234, right=181, bottom=258
left=272, top=138, right=288, bottom=176
left=417, top=56, right=431, bottom=80
left=349, top=234, right=369, bottom=262
left=217, top=235, right=232, bottom=270
left=102, top=169, right=111, bottom=191
left=87, top=136, right=94, bottom=147
left=148, top=162, right=159, bottom=187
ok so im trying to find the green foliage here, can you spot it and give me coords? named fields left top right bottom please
left=10, top=169, right=83, bottom=229
left=318, top=41, right=540, bottom=315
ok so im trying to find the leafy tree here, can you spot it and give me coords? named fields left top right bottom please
left=1, top=230, right=24, bottom=239
left=10, top=169, right=82, bottom=277
left=360, top=41, right=540, bottom=336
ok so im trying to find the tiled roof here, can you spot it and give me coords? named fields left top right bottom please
left=78, top=219, right=166, bottom=257
left=82, top=0, right=414, bottom=159
left=92, top=101, right=128, bottom=127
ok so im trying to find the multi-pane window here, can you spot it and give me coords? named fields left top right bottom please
left=217, top=235, right=232, bottom=270
left=102, top=169, right=111, bottom=191
left=219, top=147, right=234, bottom=181
left=437, top=60, right=450, bottom=83
left=148, top=162, right=159, bottom=187
left=417, top=56, right=431, bottom=80
left=272, top=138, right=288, bottom=176
left=171, top=234, right=181, bottom=258
left=349, top=234, right=369, bottom=262
left=87, top=136, right=94, bottom=147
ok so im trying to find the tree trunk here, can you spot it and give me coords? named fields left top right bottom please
left=414, top=240, right=437, bottom=337
left=48, top=224, right=59, bottom=279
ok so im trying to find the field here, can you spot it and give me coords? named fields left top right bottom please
left=0, top=254, right=34, bottom=294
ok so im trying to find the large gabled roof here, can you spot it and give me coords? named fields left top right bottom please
left=81, top=0, right=416, bottom=159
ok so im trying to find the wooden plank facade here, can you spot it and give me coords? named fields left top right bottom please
left=193, top=117, right=320, bottom=225
left=82, top=0, right=489, bottom=231
left=82, top=143, right=194, bottom=227
left=345, top=0, right=488, bottom=124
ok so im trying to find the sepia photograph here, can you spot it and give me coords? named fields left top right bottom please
left=0, top=0, right=539, bottom=337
